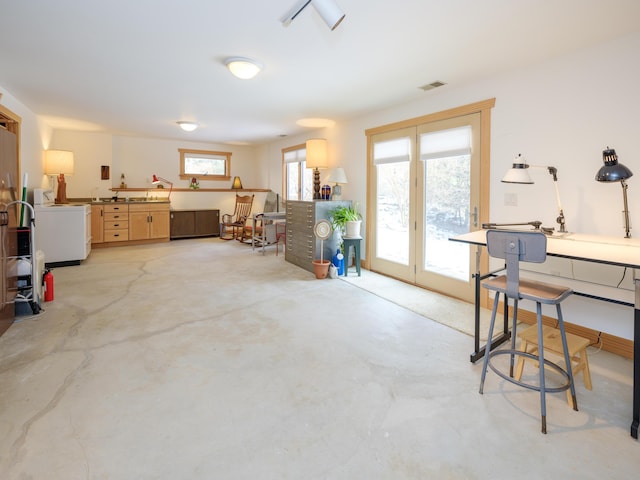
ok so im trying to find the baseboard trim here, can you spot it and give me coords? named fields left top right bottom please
left=500, top=301, right=633, bottom=360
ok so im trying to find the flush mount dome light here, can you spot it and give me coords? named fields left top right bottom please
left=177, top=121, right=198, bottom=132
left=296, top=117, right=336, bottom=128
left=225, top=57, right=263, bottom=79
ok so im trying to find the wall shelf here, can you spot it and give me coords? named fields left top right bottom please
left=111, top=188, right=270, bottom=193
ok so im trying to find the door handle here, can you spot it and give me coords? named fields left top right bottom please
left=471, top=206, right=478, bottom=227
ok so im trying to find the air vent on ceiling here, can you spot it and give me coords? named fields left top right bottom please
left=419, top=81, right=446, bottom=91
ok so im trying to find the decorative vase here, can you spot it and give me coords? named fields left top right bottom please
left=345, top=220, right=362, bottom=238
left=312, top=259, right=331, bottom=279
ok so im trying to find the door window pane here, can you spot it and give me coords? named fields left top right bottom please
left=421, top=128, right=471, bottom=281
left=374, top=137, right=411, bottom=265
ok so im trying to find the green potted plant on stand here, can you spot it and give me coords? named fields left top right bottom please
left=329, top=203, right=362, bottom=239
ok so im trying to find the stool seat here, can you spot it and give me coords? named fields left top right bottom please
left=515, top=324, right=592, bottom=405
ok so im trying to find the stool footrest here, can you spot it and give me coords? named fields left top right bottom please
left=488, top=350, right=572, bottom=394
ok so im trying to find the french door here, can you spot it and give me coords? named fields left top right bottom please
left=369, top=113, right=482, bottom=302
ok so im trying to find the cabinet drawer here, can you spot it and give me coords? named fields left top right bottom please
left=104, top=230, right=129, bottom=242
left=129, top=203, right=170, bottom=212
left=104, top=204, right=129, bottom=214
left=105, top=220, right=128, bottom=230
left=105, top=212, right=128, bottom=221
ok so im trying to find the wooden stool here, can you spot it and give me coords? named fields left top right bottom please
left=515, top=324, right=592, bottom=405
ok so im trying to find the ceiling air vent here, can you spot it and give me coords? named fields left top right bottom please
left=419, top=81, right=446, bottom=91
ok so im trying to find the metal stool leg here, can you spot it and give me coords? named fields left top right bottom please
left=557, top=303, right=578, bottom=411
left=536, top=302, right=548, bottom=434
left=509, top=298, right=519, bottom=377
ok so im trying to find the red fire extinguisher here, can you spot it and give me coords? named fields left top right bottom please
left=44, top=269, right=54, bottom=302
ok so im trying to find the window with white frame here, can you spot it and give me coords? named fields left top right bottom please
left=283, top=144, right=313, bottom=200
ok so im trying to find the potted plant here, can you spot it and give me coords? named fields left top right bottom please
left=330, top=203, right=362, bottom=238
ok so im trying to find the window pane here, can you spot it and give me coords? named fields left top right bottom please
left=376, top=161, right=410, bottom=265
left=184, top=155, right=226, bottom=175
left=423, top=154, right=470, bottom=280
left=287, top=162, right=300, bottom=200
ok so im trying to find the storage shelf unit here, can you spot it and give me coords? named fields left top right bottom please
left=285, top=200, right=349, bottom=273
left=170, top=209, right=220, bottom=239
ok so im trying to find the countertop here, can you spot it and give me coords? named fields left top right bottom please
left=69, top=198, right=171, bottom=205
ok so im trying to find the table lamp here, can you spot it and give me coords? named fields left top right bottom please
left=306, top=138, right=328, bottom=200
left=595, top=147, right=633, bottom=238
left=151, top=174, right=174, bottom=201
left=325, top=167, right=348, bottom=200
left=45, top=149, right=74, bottom=204
left=231, top=176, right=243, bottom=189
left=502, top=154, right=567, bottom=233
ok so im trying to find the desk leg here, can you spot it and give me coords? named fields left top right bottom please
left=470, top=247, right=511, bottom=364
left=632, top=276, right=639, bottom=439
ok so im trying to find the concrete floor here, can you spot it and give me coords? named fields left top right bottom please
left=0, top=238, right=638, bottom=479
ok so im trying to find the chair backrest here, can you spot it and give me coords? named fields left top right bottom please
left=233, top=194, right=254, bottom=222
left=486, top=230, right=547, bottom=299
left=262, top=191, right=278, bottom=213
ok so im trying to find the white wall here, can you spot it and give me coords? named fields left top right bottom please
left=47, top=131, right=270, bottom=214
left=259, top=31, right=640, bottom=340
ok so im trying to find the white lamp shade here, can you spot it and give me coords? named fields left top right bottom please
left=45, top=150, right=74, bottom=175
left=306, top=138, right=328, bottom=169
left=501, top=155, right=533, bottom=184
left=325, top=167, right=348, bottom=184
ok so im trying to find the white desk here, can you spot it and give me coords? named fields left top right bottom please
left=451, top=229, right=640, bottom=439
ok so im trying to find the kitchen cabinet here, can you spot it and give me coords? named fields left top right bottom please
left=92, top=203, right=129, bottom=244
left=103, top=204, right=129, bottom=243
left=170, top=209, right=220, bottom=239
left=129, top=203, right=170, bottom=241
left=285, top=200, right=349, bottom=273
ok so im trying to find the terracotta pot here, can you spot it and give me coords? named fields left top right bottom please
left=312, top=259, right=331, bottom=279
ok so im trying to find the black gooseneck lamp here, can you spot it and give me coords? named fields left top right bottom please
left=595, top=147, right=633, bottom=238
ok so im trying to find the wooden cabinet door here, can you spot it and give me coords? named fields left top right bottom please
left=91, top=205, right=104, bottom=243
left=129, top=211, right=151, bottom=240
left=149, top=211, right=170, bottom=239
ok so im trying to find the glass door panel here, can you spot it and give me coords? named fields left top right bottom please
left=369, top=128, right=416, bottom=282
left=415, top=114, right=480, bottom=301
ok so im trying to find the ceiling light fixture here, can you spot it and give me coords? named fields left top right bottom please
left=296, top=118, right=336, bottom=128
left=177, top=121, right=198, bottom=132
left=281, top=0, right=345, bottom=31
left=224, top=57, right=263, bottom=79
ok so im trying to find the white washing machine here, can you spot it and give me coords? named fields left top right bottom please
left=33, top=189, right=92, bottom=266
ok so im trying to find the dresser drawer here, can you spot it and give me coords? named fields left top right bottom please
left=104, top=230, right=129, bottom=242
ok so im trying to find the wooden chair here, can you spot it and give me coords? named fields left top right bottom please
left=479, top=229, right=578, bottom=434
left=220, top=194, right=254, bottom=241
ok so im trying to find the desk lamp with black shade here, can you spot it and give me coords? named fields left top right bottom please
left=595, top=147, right=633, bottom=238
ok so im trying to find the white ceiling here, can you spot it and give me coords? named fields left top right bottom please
left=2, top=0, right=639, bottom=146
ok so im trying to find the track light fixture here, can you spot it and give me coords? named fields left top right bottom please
left=281, top=0, right=345, bottom=31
